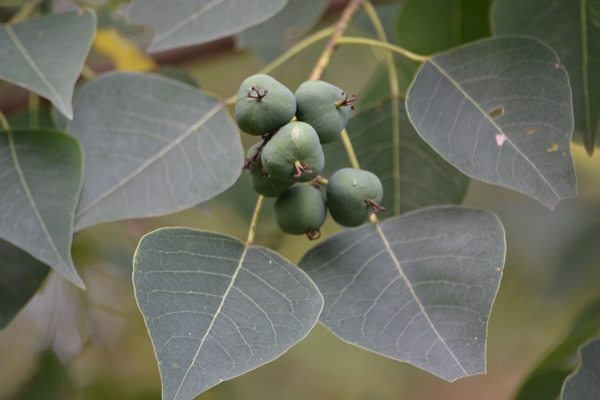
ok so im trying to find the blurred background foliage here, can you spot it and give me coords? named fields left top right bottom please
left=1, top=0, right=600, bottom=399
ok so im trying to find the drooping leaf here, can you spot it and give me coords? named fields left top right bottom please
left=0, top=129, right=83, bottom=288
left=406, top=37, right=576, bottom=209
left=236, top=0, right=328, bottom=62
left=127, top=0, right=288, bottom=53
left=65, top=72, right=243, bottom=232
left=0, top=10, right=96, bottom=119
left=0, top=238, right=50, bottom=330
left=298, top=206, right=505, bottom=382
left=322, top=100, right=470, bottom=216
left=493, top=0, right=600, bottom=155
left=133, top=228, right=323, bottom=400
left=397, top=0, right=491, bottom=55
left=515, top=296, right=600, bottom=400
left=561, top=337, right=600, bottom=400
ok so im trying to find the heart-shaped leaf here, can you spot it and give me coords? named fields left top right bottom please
left=322, top=100, right=470, bottom=216
left=127, top=0, right=288, bottom=53
left=0, top=10, right=96, bottom=119
left=298, top=206, right=505, bottom=381
left=406, top=37, right=576, bottom=209
left=493, top=0, right=600, bottom=154
left=0, top=129, right=83, bottom=287
left=0, top=238, right=50, bottom=330
left=66, top=72, right=243, bottom=232
left=133, top=228, right=323, bottom=400
left=561, top=337, right=600, bottom=400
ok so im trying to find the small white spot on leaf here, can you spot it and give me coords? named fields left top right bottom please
left=495, top=134, right=507, bottom=146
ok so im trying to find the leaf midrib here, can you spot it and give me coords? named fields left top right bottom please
left=153, top=0, right=225, bottom=44
left=172, top=244, right=247, bottom=400
left=6, top=132, right=68, bottom=274
left=75, top=103, right=222, bottom=219
left=375, top=223, right=467, bottom=376
left=428, top=58, right=561, bottom=202
left=4, top=26, right=67, bottom=114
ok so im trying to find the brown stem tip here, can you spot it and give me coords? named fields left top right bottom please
left=336, top=91, right=357, bottom=110
left=364, top=198, right=386, bottom=214
left=247, top=86, right=268, bottom=100
left=306, top=229, right=322, bottom=241
left=294, top=161, right=313, bottom=178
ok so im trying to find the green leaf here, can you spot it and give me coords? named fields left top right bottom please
left=298, top=206, right=505, bottom=382
left=0, top=129, right=83, bottom=288
left=0, top=238, right=49, bottom=331
left=8, top=110, right=55, bottom=130
left=236, top=0, right=328, bottom=61
left=397, top=0, right=492, bottom=55
left=127, top=0, right=288, bottom=53
left=0, top=10, right=96, bottom=119
left=406, top=37, right=576, bottom=209
left=515, top=297, right=600, bottom=400
left=492, top=0, right=600, bottom=155
left=561, top=338, right=600, bottom=400
left=133, top=228, right=323, bottom=400
left=322, top=100, right=470, bottom=216
left=65, top=72, right=243, bottom=232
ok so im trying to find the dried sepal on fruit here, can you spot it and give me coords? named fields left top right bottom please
left=235, top=74, right=296, bottom=136
left=261, top=121, right=325, bottom=182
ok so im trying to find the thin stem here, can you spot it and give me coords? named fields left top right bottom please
left=315, top=176, right=329, bottom=186
left=224, top=27, right=337, bottom=106
left=0, top=111, right=10, bottom=131
left=364, top=2, right=401, bottom=215
left=8, top=0, right=43, bottom=24
left=340, top=128, right=360, bottom=169
left=309, top=0, right=367, bottom=80
left=80, top=64, right=97, bottom=80
left=29, top=92, right=39, bottom=129
left=246, top=195, right=265, bottom=246
left=260, top=26, right=336, bottom=76
left=335, top=37, right=428, bottom=63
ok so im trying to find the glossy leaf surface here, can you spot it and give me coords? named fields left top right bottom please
left=0, top=10, right=96, bottom=119
left=133, top=228, right=323, bottom=400
left=0, top=129, right=83, bottom=287
left=562, top=338, right=600, bottom=399
left=299, top=206, right=505, bottom=381
left=66, top=72, right=243, bottom=231
left=493, top=0, right=600, bottom=154
left=322, top=100, right=470, bottom=216
left=0, top=238, right=49, bottom=330
left=407, top=37, right=576, bottom=209
left=128, top=0, right=288, bottom=52
left=397, top=0, right=491, bottom=55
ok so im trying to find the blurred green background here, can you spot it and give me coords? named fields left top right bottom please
left=2, top=4, right=600, bottom=400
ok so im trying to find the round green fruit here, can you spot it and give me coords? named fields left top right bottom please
left=326, top=168, right=384, bottom=227
left=261, top=121, right=325, bottom=182
left=294, top=80, right=356, bottom=144
left=235, top=74, right=296, bottom=136
left=246, top=142, right=294, bottom=197
left=274, top=185, right=327, bottom=239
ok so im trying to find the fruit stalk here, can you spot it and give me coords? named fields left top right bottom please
left=246, top=194, right=265, bottom=246
left=309, top=0, right=367, bottom=81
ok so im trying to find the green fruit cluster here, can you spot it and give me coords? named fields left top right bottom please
left=236, top=74, right=384, bottom=239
